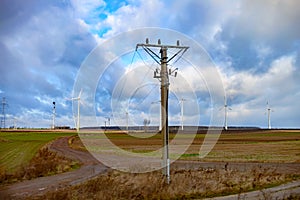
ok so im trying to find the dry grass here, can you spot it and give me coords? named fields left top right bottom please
left=0, top=147, right=79, bottom=184
left=36, top=166, right=294, bottom=200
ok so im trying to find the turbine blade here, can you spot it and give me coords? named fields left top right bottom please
left=78, top=89, right=83, bottom=98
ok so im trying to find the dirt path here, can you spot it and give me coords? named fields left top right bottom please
left=0, top=137, right=108, bottom=199
left=0, top=136, right=299, bottom=199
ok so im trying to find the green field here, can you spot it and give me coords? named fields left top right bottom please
left=0, top=131, right=76, bottom=172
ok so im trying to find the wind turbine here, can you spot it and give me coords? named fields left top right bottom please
left=13, top=117, right=17, bottom=130
left=179, top=98, right=187, bottom=131
left=52, top=101, right=56, bottom=129
left=69, top=89, right=82, bottom=132
left=125, top=111, right=129, bottom=131
left=266, top=101, right=273, bottom=129
left=221, top=96, right=231, bottom=130
left=151, top=100, right=161, bottom=131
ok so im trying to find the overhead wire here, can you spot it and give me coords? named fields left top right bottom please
left=117, top=49, right=137, bottom=102
left=120, top=48, right=158, bottom=114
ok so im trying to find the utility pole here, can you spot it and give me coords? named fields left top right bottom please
left=136, top=39, right=189, bottom=184
left=1, top=97, right=8, bottom=129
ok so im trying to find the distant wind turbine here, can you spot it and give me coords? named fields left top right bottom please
left=221, top=96, right=231, bottom=130
left=151, top=100, right=161, bottom=131
left=67, top=89, right=82, bottom=132
left=125, top=111, right=129, bottom=131
left=179, top=98, right=188, bottom=131
left=266, top=101, right=273, bottom=129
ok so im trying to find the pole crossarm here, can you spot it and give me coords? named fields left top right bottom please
left=136, top=43, right=189, bottom=64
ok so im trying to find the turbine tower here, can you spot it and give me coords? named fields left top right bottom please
left=223, top=96, right=231, bottom=130
left=151, top=100, right=161, bottom=131
left=266, top=101, right=272, bottom=129
left=70, top=89, right=82, bottom=132
left=125, top=111, right=129, bottom=131
left=179, top=98, right=187, bottom=131
left=1, top=97, right=8, bottom=129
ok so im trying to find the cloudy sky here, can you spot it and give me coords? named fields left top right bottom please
left=0, top=0, right=299, bottom=129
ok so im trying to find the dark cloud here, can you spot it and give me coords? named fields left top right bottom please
left=219, top=0, right=300, bottom=71
left=0, top=0, right=97, bottom=127
left=1, top=0, right=299, bottom=128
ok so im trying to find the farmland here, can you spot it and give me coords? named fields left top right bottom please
left=0, top=130, right=76, bottom=173
left=78, top=130, right=300, bottom=163
left=0, top=129, right=300, bottom=199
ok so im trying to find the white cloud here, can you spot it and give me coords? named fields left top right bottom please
left=1, top=0, right=299, bottom=128
left=93, top=0, right=164, bottom=39
left=237, top=0, right=300, bottom=40
left=70, top=0, right=105, bottom=18
left=220, top=54, right=299, bottom=127
left=224, top=55, right=296, bottom=97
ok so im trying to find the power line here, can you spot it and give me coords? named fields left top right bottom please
left=1, top=97, right=8, bottom=129
left=120, top=49, right=156, bottom=113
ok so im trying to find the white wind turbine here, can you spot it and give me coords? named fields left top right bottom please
left=68, top=89, right=82, bottom=132
left=266, top=101, right=273, bottom=129
left=179, top=98, right=188, bottom=131
left=221, top=96, right=231, bottom=130
left=151, top=100, right=161, bottom=131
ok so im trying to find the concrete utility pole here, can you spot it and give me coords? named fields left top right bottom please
left=136, top=39, right=189, bottom=183
left=1, top=97, right=8, bottom=129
